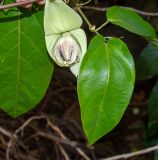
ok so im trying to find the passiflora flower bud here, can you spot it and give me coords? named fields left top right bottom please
left=44, top=0, right=87, bottom=76
left=53, top=33, right=81, bottom=67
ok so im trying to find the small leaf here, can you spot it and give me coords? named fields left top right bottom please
left=0, top=10, right=53, bottom=117
left=106, top=6, right=157, bottom=38
left=149, top=81, right=158, bottom=121
left=78, top=35, right=135, bottom=144
left=136, top=44, right=158, bottom=80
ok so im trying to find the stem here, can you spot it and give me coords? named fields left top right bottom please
left=0, top=0, right=40, bottom=10
left=100, top=145, right=158, bottom=160
left=95, top=20, right=109, bottom=32
left=63, top=0, right=69, bottom=3
left=76, top=0, right=92, bottom=6
left=80, top=6, right=158, bottom=17
left=77, top=8, right=99, bottom=35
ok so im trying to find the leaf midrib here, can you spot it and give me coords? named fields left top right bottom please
left=91, top=43, right=110, bottom=142
left=14, top=14, right=21, bottom=116
left=108, top=12, right=156, bottom=38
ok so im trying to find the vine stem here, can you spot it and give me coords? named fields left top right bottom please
left=77, top=8, right=99, bottom=35
left=95, top=20, right=109, bottom=32
left=80, top=6, right=158, bottom=17
left=100, top=145, right=158, bottom=160
left=1, top=1, right=158, bottom=17
left=76, top=0, right=92, bottom=6
left=0, top=0, right=41, bottom=10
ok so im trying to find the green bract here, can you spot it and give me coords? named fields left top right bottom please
left=44, top=0, right=87, bottom=76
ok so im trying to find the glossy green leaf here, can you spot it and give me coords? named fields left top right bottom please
left=136, top=44, right=158, bottom=80
left=78, top=35, right=135, bottom=144
left=0, top=10, right=53, bottom=117
left=106, top=6, right=157, bottom=38
left=149, top=81, right=158, bottom=121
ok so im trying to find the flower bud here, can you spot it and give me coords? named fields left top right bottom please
left=53, top=33, right=81, bottom=67
left=44, top=0, right=87, bottom=76
left=45, top=29, right=87, bottom=76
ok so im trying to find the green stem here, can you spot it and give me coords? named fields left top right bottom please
left=95, top=20, right=109, bottom=32
left=76, top=0, right=93, bottom=6
left=77, top=8, right=99, bottom=35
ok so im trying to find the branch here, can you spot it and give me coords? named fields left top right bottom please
left=77, top=7, right=99, bottom=35
left=80, top=6, right=158, bottom=17
left=76, top=0, right=92, bottom=6
left=0, top=0, right=41, bottom=10
left=1, top=0, right=158, bottom=17
left=58, top=144, right=70, bottom=160
left=0, top=126, right=11, bottom=138
left=46, top=116, right=91, bottom=160
left=15, top=115, right=46, bottom=134
left=100, top=145, right=158, bottom=160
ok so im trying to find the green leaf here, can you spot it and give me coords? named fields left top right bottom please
left=136, top=44, right=158, bottom=80
left=148, top=38, right=158, bottom=48
left=106, top=6, right=157, bottom=38
left=0, top=10, right=53, bottom=117
left=149, top=81, right=158, bottom=121
left=78, top=35, right=135, bottom=144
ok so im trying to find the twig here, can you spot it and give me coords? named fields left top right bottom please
left=6, top=135, right=16, bottom=160
left=100, top=145, right=158, bottom=160
left=0, top=0, right=41, bottom=10
left=0, top=126, right=12, bottom=138
left=47, top=119, right=67, bottom=139
left=6, top=115, right=45, bottom=160
left=46, top=116, right=91, bottom=160
left=76, top=0, right=92, bottom=6
left=0, top=134, right=8, bottom=146
left=15, top=115, right=45, bottom=134
left=58, top=144, right=70, bottom=160
left=36, top=131, right=77, bottom=147
left=63, top=118, right=83, bottom=133
left=95, top=20, right=109, bottom=32
left=37, top=131, right=91, bottom=160
left=0, top=114, right=92, bottom=160
left=80, top=6, right=158, bottom=17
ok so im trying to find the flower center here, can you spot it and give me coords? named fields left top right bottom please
left=54, top=33, right=81, bottom=67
